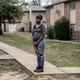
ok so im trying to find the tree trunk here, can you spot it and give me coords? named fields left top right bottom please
left=0, top=17, right=3, bottom=35
left=4, top=22, right=6, bottom=32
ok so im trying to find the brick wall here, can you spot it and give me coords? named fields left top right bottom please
left=75, top=1, right=80, bottom=40
left=76, top=1, right=80, bottom=27
left=64, top=2, right=70, bottom=20
left=46, top=8, right=51, bottom=27
left=64, top=1, right=80, bottom=40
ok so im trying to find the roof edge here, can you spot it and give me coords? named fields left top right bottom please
left=44, top=0, right=77, bottom=8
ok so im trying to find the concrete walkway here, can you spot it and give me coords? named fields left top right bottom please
left=46, top=39, right=80, bottom=44
left=0, top=55, right=14, bottom=60
left=0, top=42, right=80, bottom=76
left=59, top=67, right=80, bottom=74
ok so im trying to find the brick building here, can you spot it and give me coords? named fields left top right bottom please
left=45, top=0, right=80, bottom=40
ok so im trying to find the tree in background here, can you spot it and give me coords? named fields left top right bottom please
left=37, top=0, right=41, bottom=6
left=30, top=0, right=51, bottom=6
left=21, top=0, right=29, bottom=6
left=31, top=0, right=41, bottom=6
left=0, top=0, right=24, bottom=35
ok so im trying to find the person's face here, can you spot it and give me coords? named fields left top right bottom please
left=36, top=19, right=41, bottom=24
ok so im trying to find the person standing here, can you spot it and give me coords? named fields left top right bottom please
left=32, top=15, right=45, bottom=72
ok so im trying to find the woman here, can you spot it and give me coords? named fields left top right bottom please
left=32, top=15, right=45, bottom=72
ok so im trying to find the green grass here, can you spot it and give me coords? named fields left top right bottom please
left=0, top=32, right=80, bottom=67
left=46, top=41, right=80, bottom=67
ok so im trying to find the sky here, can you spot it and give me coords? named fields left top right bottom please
left=25, top=0, right=51, bottom=5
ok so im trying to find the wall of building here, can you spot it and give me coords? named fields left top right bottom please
left=5, top=23, right=9, bottom=32
left=46, top=7, right=51, bottom=27
left=46, top=3, right=65, bottom=26
left=54, top=3, right=65, bottom=22
left=64, top=1, right=80, bottom=40
left=17, top=12, right=30, bottom=32
left=64, top=2, right=70, bottom=20
left=75, top=0, right=80, bottom=40
left=46, top=0, right=80, bottom=40
left=4, top=12, right=30, bottom=32
left=76, top=1, right=80, bottom=27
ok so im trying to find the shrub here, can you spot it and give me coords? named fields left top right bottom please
left=47, top=26, right=54, bottom=39
left=54, top=17, right=70, bottom=40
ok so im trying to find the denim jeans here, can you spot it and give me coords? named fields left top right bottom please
left=34, top=39, right=45, bottom=68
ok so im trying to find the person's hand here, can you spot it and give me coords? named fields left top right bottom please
left=33, top=42, right=38, bottom=46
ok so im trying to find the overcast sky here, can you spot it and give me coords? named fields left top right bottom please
left=25, top=0, right=51, bottom=5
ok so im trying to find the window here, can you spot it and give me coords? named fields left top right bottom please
left=70, top=2, right=76, bottom=10
left=47, top=8, right=50, bottom=13
left=70, top=24, right=76, bottom=38
left=70, top=24, right=76, bottom=31
left=47, top=7, right=54, bottom=14
left=50, top=8, right=53, bottom=14
left=50, top=7, right=54, bottom=14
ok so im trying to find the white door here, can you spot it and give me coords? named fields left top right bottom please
left=70, top=10, right=76, bottom=24
left=9, top=24, right=17, bottom=32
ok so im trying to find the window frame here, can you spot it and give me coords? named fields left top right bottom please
left=70, top=2, right=76, bottom=10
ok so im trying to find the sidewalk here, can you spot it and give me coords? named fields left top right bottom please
left=0, top=42, right=80, bottom=76
left=0, top=55, right=14, bottom=60
left=46, top=39, right=80, bottom=44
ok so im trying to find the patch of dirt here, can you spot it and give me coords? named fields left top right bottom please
left=0, top=60, right=28, bottom=80
left=31, top=75, right=80, bottom=80
left=0, top=71, right=28, bottom=80
left=0, top=58, right=80, bottom=80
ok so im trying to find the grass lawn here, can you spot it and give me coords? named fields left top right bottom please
left=0, top=32, right=80, bottom=67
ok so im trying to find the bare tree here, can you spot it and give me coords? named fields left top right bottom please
left=37, top=0, right=41, bottom=6
left=31, top=0, right=41, bottom=6
left=45, top=0, right=51, bottom=6
left=31, top=0, right=50, bottom=6
left=31, top=0, right=38, bottom=5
